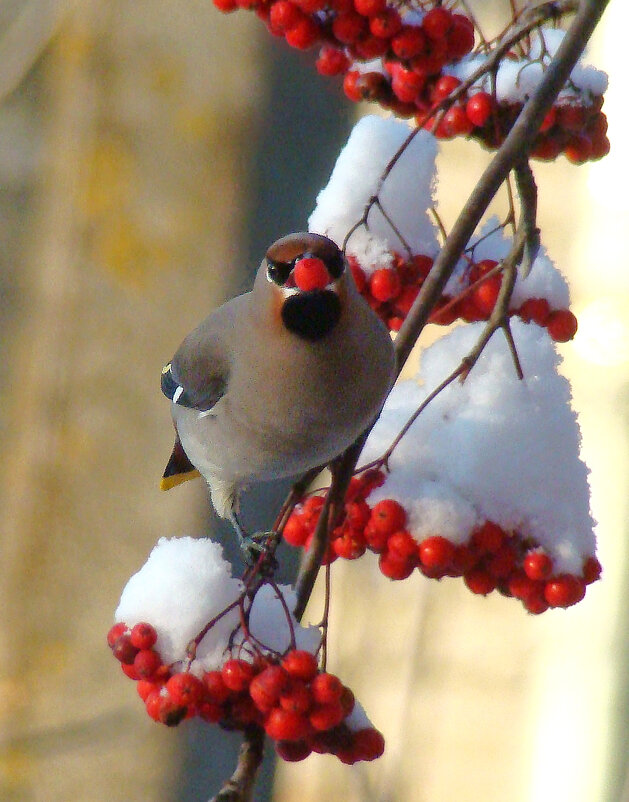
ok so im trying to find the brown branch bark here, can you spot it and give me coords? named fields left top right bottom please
left=210, top=726, right=266, bottom=802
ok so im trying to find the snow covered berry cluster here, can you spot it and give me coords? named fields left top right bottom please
left=109, top=537, right=384, bottom=764
left=283, top=487, right=601, bottom=613
left=108, top=621, right=383, bottom=763
left=349, top=249, right=579, bottom=340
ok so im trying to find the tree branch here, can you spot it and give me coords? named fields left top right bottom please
left=210, top=726, right=266, bottom=802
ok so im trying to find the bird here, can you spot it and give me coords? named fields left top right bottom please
left=160, top=232, right=396, bottom=552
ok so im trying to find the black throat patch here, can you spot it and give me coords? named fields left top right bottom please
left=281, top=290, right=342, bottom=341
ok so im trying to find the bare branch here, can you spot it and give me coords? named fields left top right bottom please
left=210, top=726, right=266, bottom=802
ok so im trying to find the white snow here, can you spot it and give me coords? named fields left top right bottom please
left=444, top=218, right=571, bottom=309
left=308, top=115, right=440, bottom=273
left=449, top=27, right=608, bottom=104
left=362, top=321, right=596, bottom=572
left=115, top=536, right=320, bottom=674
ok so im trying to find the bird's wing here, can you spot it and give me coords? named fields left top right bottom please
left=161, top=320, right=230, bottom=412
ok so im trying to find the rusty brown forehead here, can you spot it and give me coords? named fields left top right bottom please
left=265, top=232, right=343, bottom=267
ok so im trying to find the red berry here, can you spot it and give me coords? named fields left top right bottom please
left=348, top=260, right=367, bottom=292
left=311, top=672, right=344, bottom=705
left=556, top=103, right=586, bottom=132
left=280, top=679, right=312, bottom=714
left=524, top=550, right=553, bottom=581
left=378, top=551, right=415, bottom=580
left=166, top=672, right=205, bottom=707
left=275, top=739, right=312, bottom=762
left=432, top=75, right=461, bottom=102
left=451, top=544, right=477, bottom=575
left=487, top=543, right=516, bottom=579
left=546, top=309, right=578, bottom=342
left=539, top=106, right=557, bottom=133
left=345, top=499, right=371, bottom=529
left=370, top=498, right=407, bottom=535
left=221, top=659, right=255, bottom=692
left=508, top=571, right=541, bottom=601
left=419, top=535, right=455, bottom=570
left=464, top=568, right=497, bottom=596
left=213, top=0, right=238, bottom=11
left=265, top=708, right=311, bottom=741
left=315, top=46, right=350, bottom=77
left=470, top=521, right=504, bottom=554
left=137, top=678, right=161, bottom=701
left=370, top=267, right=402, bottom=301
left=363, top=519, right=389, bottom=553
left=391, top=67, right=425, bottom=103
left=446, top=14, right=475, bottom=59
left=107, top=622, right=128, bottom=648
left=583, top=556, right=602, bottom=584
left=471, top=274, right=501, bottom=314
left=112, top=634, right=139, bottom=665
left=249, top=665, right=289, bottom=711
left=441, top=105, right=474, bottom=137
left=352, top=0, right=385, bottom=15
left=293, top=0, right=326, bottom=10
left=388, top=530, right=418, bottom=559
left=134, top=649, right=162, bottom=679
left=282, top=650, right=319, bottom=682
left=203, top=670, right=232, bottom=704
left=198, top=700, right=223, bottom=722
left=130, top=622, right=158, bottom=651
left=564, top=133, right=593, bottom=164
left=302, top=494, right=325, bottom=523
left=369, top=9, right=402, bottom=39
left=544, top=575, right=586, bottom=608
left=268, top=0, right=303, bottom=32
left=352, top=728, right=385, bottom=761
left=332, top=530, right=366, bottom=560
left=309, top=701, right=346, bottom=731
left=293, top=257, right=330, bottom=291
left=343, top=70, right=362, bottom=103
left=518, top=297, right=551, bottom=325
left=352, top=34, right=390, bottom=60
left=285, top=16, right=321, bottom=49
left=283, top=513, right=309, bottom=546
left=466, top=92, right=493, bottom=127
left=333, top=11, right=368, bottom=44
left=157, top=694, right=187, bottom=727
left=524, top=593, right=550, bottom=615
left=230, top=695, right=263, bottom=727
left=422, top=7, right=452, bottom=39
left=121, top=662, right=141, bottom=680
left=391, top=26, right=426, bottom=60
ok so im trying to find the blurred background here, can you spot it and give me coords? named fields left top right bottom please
left=0, top=0, right=627, bottom=800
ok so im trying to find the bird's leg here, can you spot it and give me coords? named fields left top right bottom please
left=228, top=507, right=279, bottom=566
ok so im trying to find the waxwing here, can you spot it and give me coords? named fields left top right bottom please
left=161, top=232, right=395, bottom=547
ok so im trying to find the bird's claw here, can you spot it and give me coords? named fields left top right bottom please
left=238, top=530, right=280, bottom=568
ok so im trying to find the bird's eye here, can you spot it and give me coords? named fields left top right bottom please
left=266, top=260, right=293, bottom=286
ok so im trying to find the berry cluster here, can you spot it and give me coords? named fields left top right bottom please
left=467, top=91, right=609, bottom=164
left=349, top=251, right=579, bottom=341
left=107, top=624, right=384, bottom=764
left=283, top=480, right=601, bottom=613
left=211, top=0, right=608, bottom=163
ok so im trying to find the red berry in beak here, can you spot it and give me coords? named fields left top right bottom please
left=293, top=257, right=331, bottom=291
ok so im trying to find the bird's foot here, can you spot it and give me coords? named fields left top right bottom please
left=229, top=510, right=280, bottom=567
left=239, top=531, right=280, bottom=571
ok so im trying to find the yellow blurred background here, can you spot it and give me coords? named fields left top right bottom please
left=0, top=1, right=627, bottom=801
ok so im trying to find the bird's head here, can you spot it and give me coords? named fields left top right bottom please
left=256, top=232, right=347, bottom=342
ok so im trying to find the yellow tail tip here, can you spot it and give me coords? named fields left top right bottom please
left=160, top=469, right=201, bottom=491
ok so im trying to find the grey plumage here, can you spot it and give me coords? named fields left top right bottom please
left=161, top=233, right=395, bottom=527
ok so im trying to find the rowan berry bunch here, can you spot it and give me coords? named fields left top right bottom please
left=211, top=0, right=608, bottom=163
left=282, top=476, right=602, bottom=613
left=108, top=619, right=384, bottom=764
left=349, top=249, right=579, bottom=341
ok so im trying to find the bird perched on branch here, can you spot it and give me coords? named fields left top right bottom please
left=160, top=232, right=395, bottom=551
